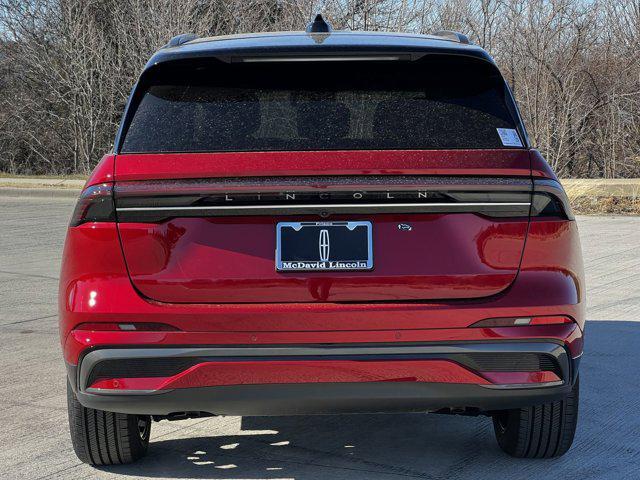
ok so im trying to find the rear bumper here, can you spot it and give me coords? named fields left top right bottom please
left=70, top=341, right=577, bottom=416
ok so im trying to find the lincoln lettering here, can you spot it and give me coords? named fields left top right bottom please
left=216, top=190, right=439, bottom=203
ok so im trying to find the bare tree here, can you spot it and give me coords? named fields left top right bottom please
left=0, top=0, right=638, bottom=177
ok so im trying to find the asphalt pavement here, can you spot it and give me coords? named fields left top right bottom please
left=0, top=193, right=638, bottom=480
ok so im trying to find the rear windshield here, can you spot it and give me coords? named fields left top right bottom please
left=120, top=57, right=521, bottom=153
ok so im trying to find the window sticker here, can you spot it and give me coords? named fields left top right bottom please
left=496, top=128, right=523, bottom=147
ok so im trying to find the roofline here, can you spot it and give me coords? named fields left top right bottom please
left=180, top=30, right=470, bottom=47
left=142, top=30, right=494, bottom=72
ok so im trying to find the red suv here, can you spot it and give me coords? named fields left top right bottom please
left=60, top=18, right=584, bottom=465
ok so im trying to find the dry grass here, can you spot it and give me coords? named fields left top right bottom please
left=564, top=180, right=640, bottom=215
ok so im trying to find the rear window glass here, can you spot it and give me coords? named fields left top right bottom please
left=121, top=57, right=521, bottom=153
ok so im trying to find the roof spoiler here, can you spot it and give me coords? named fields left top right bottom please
left=431, top=30, right=471, bottom=44
left=162, top=28, right=469, bottom=49
left=164, top=33, right=198, bottom=48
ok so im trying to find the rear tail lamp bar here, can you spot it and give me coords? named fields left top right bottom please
left=71, top=177, right=573, bottom=225
left=111, top=176, right=573, bottom=222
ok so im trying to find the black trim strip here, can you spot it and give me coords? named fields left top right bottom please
left=79, top=342, right=570, bottom=391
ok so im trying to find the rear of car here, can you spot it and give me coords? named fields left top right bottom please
left=60, top=26, right=584, bottom=465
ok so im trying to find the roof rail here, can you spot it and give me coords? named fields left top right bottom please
left=431, top=30, right=470, bottom=45
left=306, top=14, right=332, bottom=33
left=164, top=33, right=198, bottom=48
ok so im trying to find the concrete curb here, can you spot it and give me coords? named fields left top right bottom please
left=0, top=177, right=85, bottom=189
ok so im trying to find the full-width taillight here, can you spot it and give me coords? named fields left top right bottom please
left=69, top=183, right=115, bottom=226
left=471, top=316, right=574, bottom=327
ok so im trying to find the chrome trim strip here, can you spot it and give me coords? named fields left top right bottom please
left=117, top=202, right=531, bottom=212
left=480, top=380, right=564, bottom=390
left=85, top=388, right=165, bottom=396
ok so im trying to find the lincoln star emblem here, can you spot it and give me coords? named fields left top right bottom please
left=319, top=229, right=330, bottom=262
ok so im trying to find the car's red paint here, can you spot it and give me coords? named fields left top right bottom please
left=516, top=218, right=585, bottom=311
left=87, top=360, right=492, bottom=390
left=118, top=214, right=528, bottom=303
left=88, top=368, right=561, bottom=392
left=529, top=149, right=559, bottom=180
left=84, top=154, right=115, bottom=187
left=114, top=149, right=532, bottom=181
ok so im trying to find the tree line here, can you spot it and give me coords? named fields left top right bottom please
left=0, top=0, right=638, bottom=177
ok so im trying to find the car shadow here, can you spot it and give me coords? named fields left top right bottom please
left=100, top=321, right=639, bottom=480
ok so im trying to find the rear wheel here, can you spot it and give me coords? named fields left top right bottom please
left=492, top=377, right=579, bottom=458
left=67, top=380, right=151, bottom=465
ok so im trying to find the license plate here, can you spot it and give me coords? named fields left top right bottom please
left=276, top=221, right=373, bottom=272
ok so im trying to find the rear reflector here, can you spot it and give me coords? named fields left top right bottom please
left=471, top=316, right=573, bottom=328
left=480, top=371, right=561, bottom=385
left=529, top=316, right=575, bottom=326
left=69, top=183, right=115, bottom=226
left=75, top=322, right=179, bottom=332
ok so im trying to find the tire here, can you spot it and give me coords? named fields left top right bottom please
left=67, top=379, right=151, bottom=465
left=492, top=376, right=579, bottom=458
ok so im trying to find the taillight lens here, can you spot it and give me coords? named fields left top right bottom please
left=69, top=183, right=115, bottom=226
left=531, top=180, right=575, bottom=220
left=471, top=316, right=574, bottom=327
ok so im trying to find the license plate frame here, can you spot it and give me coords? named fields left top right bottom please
left=276, top=221, right=373, bottom=272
